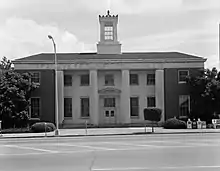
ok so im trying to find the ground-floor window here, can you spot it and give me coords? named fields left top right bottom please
left=179, top=95, right=190, bottom=117
left=81, top=97, right=90, bottom=118
left=64, top=98, right=72, bottom=118
left=30, top=97, right=40, bottom=118
left=147, top=96, right=156, bottom=107
left=130, top=97, right=139, bottom=117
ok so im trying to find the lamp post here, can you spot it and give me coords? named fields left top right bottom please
left=48, top=35, right=59, bottom=136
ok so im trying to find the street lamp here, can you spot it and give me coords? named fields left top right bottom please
left=48, top=35, right=59, bottom=136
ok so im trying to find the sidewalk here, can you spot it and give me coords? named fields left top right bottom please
left=1, top=127, right=220, bottom=138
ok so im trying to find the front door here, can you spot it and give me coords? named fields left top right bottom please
left=104, top=97, right=116, bottom=124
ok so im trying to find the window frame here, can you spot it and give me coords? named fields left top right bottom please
left=130, top=73, right=139, bottom=85
left=179, top=95, right=190, bottom=117
left=80, top=97, right=90, bottom=118
left=64, top=97, right=72, bottom=118
left=30, top=72, right=40, bottom=84
left=64, top=75, right=72, bottom=86
left=178, top=70, right=189, bottom=84
left=130, top=97, right=139, bottom=118
left=104, top=26, right=113, bottom=40
left=30, top=97, right=41, bottom=119
left=104, top=74, right=114, bottom=86
left=147, top=96, right=156, bottom=107
left=147, top=73, right=155, bottom=85
left=80, top=74, right=90, bottom=86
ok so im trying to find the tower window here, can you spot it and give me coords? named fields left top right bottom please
left=104, top=26, right=113, bottom=40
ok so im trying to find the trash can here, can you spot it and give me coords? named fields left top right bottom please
left=192, top=119, right=197, bottom=129
left=197, top=118, right=202, bottom=129
left=187, top=119, right=192, bottom=129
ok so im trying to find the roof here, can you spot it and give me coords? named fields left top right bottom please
left=12, top=52, right=206, bottom=63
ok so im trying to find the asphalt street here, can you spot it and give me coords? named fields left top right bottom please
left=0, top=133, right=220, bottom=171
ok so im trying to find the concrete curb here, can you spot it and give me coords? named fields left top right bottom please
left=1, top=130, right=220, bottom=139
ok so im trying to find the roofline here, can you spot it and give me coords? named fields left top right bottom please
left=12, top=58, right=207, bottom=64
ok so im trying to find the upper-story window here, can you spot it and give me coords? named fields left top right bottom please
left=104, top=26, right=113, bottom=40
left=105, top=74, right=114, bottom=86
left=80, top=74, right=89, bottom=86
left=147, top=73, right=155, bottom=85
left=64, top=75, right=72, bottom=86
left=31, top=72, right=40, bottom=83
left=178, top=70, right=189, bottom=83
left=130, top=74, right=139, bottom=85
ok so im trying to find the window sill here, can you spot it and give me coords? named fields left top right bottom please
left=64, top=117, right=72, bottom=120
left=178, top=81, right=186, bottom=84
left=80, top=84, right=90, bottom=86
left=131, top=116, right=139, bottom=119
left=81, top=117, right=90, bottom=119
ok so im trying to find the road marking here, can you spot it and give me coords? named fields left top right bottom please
left=0, top=152, right=53, bottom=156
left=92, top=165, right=220, bottom=170
left=102, top=141, right=164, bottom=148
left=5, top=145, right=58, bottom=153
left=61, top=143, right=116, bottom=150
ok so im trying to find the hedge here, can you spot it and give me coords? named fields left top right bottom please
left=163, top=117, right=187, bottom=129
left=31, top=122, right=56, bottom=133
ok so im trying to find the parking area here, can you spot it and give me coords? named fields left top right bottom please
left=0, top=133, right=220, bottom=171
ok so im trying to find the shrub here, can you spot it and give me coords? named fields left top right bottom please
left=143, top=108, right=162, bottom=122
left=31, top=122, right=56, bottom=133
left=163, top=117, right=187, bottom=129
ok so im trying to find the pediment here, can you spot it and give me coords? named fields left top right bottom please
left=98, top=87, right=121, bottom=94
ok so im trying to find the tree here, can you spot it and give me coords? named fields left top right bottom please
left=186, top=67, right=220, bottom=123
left=0, top=56, right=13, bottom=72
left=143, top=107, right=162, bottom=132
left=0, top=71, right=39, bottom=128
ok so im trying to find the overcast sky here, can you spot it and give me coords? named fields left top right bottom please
left=0, top=0, right=219, bottom=69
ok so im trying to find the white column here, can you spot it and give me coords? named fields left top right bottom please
left=120, top=69, right=130, bottom=124
left=155, top=69, right=165, bottom=122
left=56, top=70, right=64, bottom=125
left=90, top=70, right=99, bottom=125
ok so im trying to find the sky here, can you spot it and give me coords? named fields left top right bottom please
left=0, top=0, right=219, bottom=69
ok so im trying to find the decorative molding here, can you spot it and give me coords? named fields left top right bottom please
left=98, top=87, right=121, bottom=95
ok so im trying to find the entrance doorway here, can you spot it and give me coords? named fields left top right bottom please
left=104, top=97, right=116, bottom=124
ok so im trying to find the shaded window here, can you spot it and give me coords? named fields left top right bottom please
left=31, top=72, right=40, bottom=83
left=178, top=70, right=189, bottom=83
left=81, top=97, right=90, bottom=117
left=179, top=95, right=190, bottom=117
left=105, top=74, right=114, bottom=86
left=80, top=74, right=89, bottom=86
left=30, top=98, right=40, bottom=118
left=104, top=98, right=116, bottom=107
left=130, top=74, right=139, bottom=85
left=147, top=74, right=155, bottom=85
left=130, top=97, right=139, bottom=117
left=64, top=75, right=72, bottom=86
left=147, top=96, right=156, bottom=107
left=64, top=98, right=72, bottom=118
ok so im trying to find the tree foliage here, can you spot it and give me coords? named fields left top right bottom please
left=0, top=56, right=13, bottom=72
left=186, top=67, right=220, bottom=122
left=0, top=71, right=39, bottom=128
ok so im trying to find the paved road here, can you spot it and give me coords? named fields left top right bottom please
left=0, top=133, right=220, bottom=171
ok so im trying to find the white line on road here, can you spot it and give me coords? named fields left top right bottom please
left=5, top=145, right=58, bottom=153
left=92, top=165, right=220, bottom=170
left=62, top=143, right=116, bottom=150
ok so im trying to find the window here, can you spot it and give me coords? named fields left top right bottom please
left=104, top=26, right=113, bottom=40
left=31, top=72, right=40, bottom=83
left=64, top=98, right=72, bottom=118
left=30, top=98, right=40, bottom=118
left=178, top=70, right=189, bottom=83
left=130, top=74, right=139, bottom=85
left=64, top=75, right=72, bottom=86
left=130, top=97, right=139, bottom=117
left=147, top=74, right=155, bottom=85
left=81, top=97, right=90, bottom=118
left=147, top=96, right=156, bottom=107
left=105, top=74, right=114, bottom=86
left=104, top=98, right=116, bottom=107
left=179, top=95, right=190, bottom=117
left=80, top=74, right=89, bottom=86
